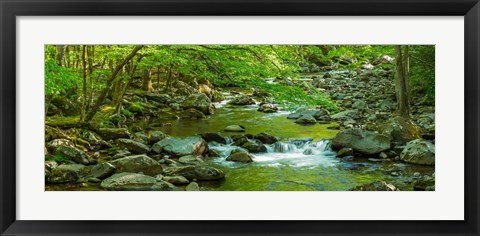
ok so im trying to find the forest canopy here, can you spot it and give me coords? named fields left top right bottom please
left=45, top=45, right=434, bottom=125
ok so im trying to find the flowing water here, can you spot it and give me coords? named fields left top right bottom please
left=46, top=93, right=433, bottom=191
left=203, top=139, right=388, bottom=191
left=151, top=95, right=401, bottom=191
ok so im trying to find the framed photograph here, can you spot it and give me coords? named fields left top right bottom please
left=1, top=0, right=479, bottom=235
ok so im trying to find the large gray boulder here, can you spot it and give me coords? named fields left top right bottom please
left=332, top=128, right=391, bottom=155
left=47, top=164, right=90, bottom=183
left=180, top=93, right=215, bottom=115
left=115, top=138, right=151, bottom=154
left=228, top=95, right=256, bottom=105
left=400, top=139, right=435, bottom=165
left=165, top=166, right=225, bottom=180
left=96, top=128, right=131, bottom=140
left=152, top=136, right=208, bottom=156
left=53, top=144, right=90, bottom=165
left=100, top=172, right=174, bottom=191
left=110, top=154, right=162, bottom=176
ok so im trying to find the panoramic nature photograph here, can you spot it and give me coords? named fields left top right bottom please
left=44, top=45, right=435, bottom=191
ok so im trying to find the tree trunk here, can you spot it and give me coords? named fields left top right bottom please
left=142, top=68, right=153, bottom=91
left=80, top=45, right=88, bottom=123
left=394, top=45, right=410, bottom=119
left=165, top=65, right=173, bottom=93
left=157, top=65, right=161, bottom=90
left=55, top=45, right=67, bottom=66
left=83, top=45, right=144, bottom=124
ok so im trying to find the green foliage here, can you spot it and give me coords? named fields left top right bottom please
left=45, top=58, right=81, bottom=97
left=127, top=102, right=144, bottom=114
left=409, top=45, right=435, bottom=105
left=236, top=77, right=338, bottom=112
left=45, top=154, right=69, bottom=163
left=121, top=109, right=133, bottom=118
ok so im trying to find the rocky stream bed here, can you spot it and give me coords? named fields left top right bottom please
left=45, top=66, right=435, bottom=191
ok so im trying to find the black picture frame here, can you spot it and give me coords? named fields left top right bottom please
left=1, top=0, right=479, bottom=235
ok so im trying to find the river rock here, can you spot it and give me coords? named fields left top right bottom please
left=232, top=137, right=248, bottom=146
left=350, top=181, right=398, bottom=191
left=100, top=172, right=174, bottom=191
left=134, top=132, right=149, bottom=145
left=254, top=133, right=278, bottom=144
left=149, top=131, right=167, bottom=144
left=242, top=141, right=267, bottom=153
left=332, top=128, right=391, bottom=155
left=200, top=132, right=227, bottom=144
left=115, top=138, right=151, bottom=154
left=413, top=178, right=435, bottom=191
left=53, top=144, right=90, bottom=165
left=47, top=164, right=90, bottom=183
left=166, top=165, right=225, bottom=180
left=400, top=139, right=435, bottom=165
left=228, top=95, right=256, bottom=105
left=162, top=176, right=189, bottom=185
left=180, top=93, right=215, bottom=115
left=185, top=182, right=200, bottom=191
left=257, top=103, right=278, bottom=113
left=381, top=117, right=422, bottom=145
left=178, top=108, right=206, bottom=119
left=145, top=93, right=170, bottom=103
left=330, top=109, right=360, bottom=121
left=91, top=162, right=116, bottom=179
left=153, top=111, right=179, bottom=120
left=226, top=152, right=254, bottom=163
left=178, top=155, right=203, bottom=164
left=336, top=147, right=353, bottom=158
left=96, top=128, right=131, bottom=140
left=45, top=126, right=71, bottom=142
left=45, top=160, right=59, bottom=171
left=294, top=114, right=317, bottom=124
left=110, top=154, right=163, bottom=176
left=46, top=138, right=74, bottom=153
left=152, top=136, right=208, bottom=156
left=224, top=125, right=246, bottom=132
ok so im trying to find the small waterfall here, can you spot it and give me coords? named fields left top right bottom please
left=208, top=138, right=337, bottom=167
left=271, top=142, right=298, bottom=153
left=267, top=139, right=332, bottom=154
left=224, top=136, right=234, bottom=144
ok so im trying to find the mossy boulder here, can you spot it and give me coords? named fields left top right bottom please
left=381, top=116, right=422, bottom=145
left=115, top=138, right=151, bottom=154
left=47, top=164, right=90, bottom=183
left=165, top=165, right=225, bottom=180
left=110, top=154, right=163, bottom=176
left=180, top=93, right=215, bottom=115
left=226, top=152, right=254, bottom=163
left=152, top=136, right=208, bottom=156
left=100, top=172, right=174, bottom=191
left=400, top=139, right=435, bottom=165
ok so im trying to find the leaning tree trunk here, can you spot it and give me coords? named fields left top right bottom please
left=83, top=45, right=144, bottom=124
left=394, top=45, right=410, bottom=119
